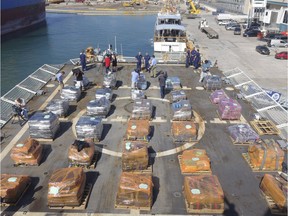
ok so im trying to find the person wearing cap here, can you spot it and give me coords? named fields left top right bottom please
left=131, top=68, right=139, bottom=89
left=135, top=52, right=143, bottom=71
left=144, top=52, right=151, bottom=72
left=79, top=50, right=87, bottom=71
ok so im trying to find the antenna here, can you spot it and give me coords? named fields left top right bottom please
left=115, top=36, right=117, bottom=53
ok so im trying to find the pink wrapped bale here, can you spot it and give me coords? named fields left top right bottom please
left=218, top=98, right=242, bottom=120
left=210, top=89, right=228, bottom=104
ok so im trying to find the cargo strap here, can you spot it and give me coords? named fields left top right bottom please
left=268, top=139, right=279, bottom=170
left=260, top=142, right=267, bottom=170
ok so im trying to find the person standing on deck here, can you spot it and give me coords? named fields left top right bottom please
left=158, top=71, right=166, bottom=99
left=149, top=55, right=157, bottom=78
left=111, top=54, right=117, bottom=72
left=56, top=71, right=65, bottom=89
left=80, top=50, right=87, bottom=71
left=144, top=52, right=151, bottom=72
left=74, top=69, right=85, bottom=91
left=135, top=52, right=143, bottom=71
left=193, top=50, right=201, bottom=69
left=190, top=48, right=197, bottom=66
left=104, top=55, right=111, bottom=73
left=199, top=60, right=212, bottom=82
left=131, top=68, right=140, bottom=89
left=185, top=49, right=191, bottom=68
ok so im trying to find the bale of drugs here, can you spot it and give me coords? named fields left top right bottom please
left=180, top=149, right=211, bottom=173
left=137, top=73, right=147, bottom=90
left=60, top=86, right=81, bottom=101
left=76, top=116, right=103, bottom=141
left=171, top=121, right=197, bottom=142
left=95, top=88, right=112, bottom=101
left=228, top=124, right=259, bottom=143
left=86, top=98, right=111, bottom=117
left=68, top=139, right=95, bottom=166
left=218, top=98, right=241, bottom=120
left=210, top=89, right=228, bottom=104
left=165, top=76, right=181, bottom=91
left=45, top=99, right=69, bottom=117
left=170, top=90, right=187, bottom=103
left=131, top=99, right=152, bottom=120
left=126, top=119, right=150, bottom=141
left=171, top=100, right=192, bottom=121
left=203, top=75, right=222, bottom=91
left=131, top=89, right=145, bottom=100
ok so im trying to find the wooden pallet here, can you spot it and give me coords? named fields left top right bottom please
left=69, top=152, right=99, bottom=169
left=0, top=182, right=31, bottom=207
left=262, top=192, right=287, bottom=215
left=250, top=120, right=280, bottom=135
left=184, top=196, right=224, bottom=214
left=31, top=137, right=54, bottom=142
left=114, top=203, right=151, bottom=211
left=48, top=183, right=92, bottom=210
left=242, top=153, right=282, bottom=172
left=126, top=136, right=149, bottom=142
left=230, top=136, right=255, bottom=145
left=178, top=155, right=212, bottom=175
left=123, top=165, right=153, bottom=174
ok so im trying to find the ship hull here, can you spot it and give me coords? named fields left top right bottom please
left=1, top=0, right=46, bottom=35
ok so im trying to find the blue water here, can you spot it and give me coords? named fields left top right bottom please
left=1, top=13, right=155, bottom=95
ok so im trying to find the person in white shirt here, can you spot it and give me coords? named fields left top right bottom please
left=149, top=55, right=157, bottom=78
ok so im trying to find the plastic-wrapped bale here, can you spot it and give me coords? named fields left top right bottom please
left=28, top=112, right=59, bottom=139
left=180, top=149, right=211, bottom=173
left=218, top=98, right=242, bottom=120
left=60, top=86, right=81, bottom=102
left=131, top=99, right=152, bottom=120
left=122, top=140, right=149, bottom=171
left=76, top=116, right=103, bottom=141
left=131, top=89, right=145, bottom=100
left=171, top=121, right=197, bottom=142
left=0, top=174, right=31, bottom=203
left=137, top=73, right=147, bottom=90
left=45, top=99, right=69, bottom=117
left=203, top=75, right=222, bottom=91
left=260, top=174, right=287, bottom=211
left=48, top=167, right=86, bottom=206
left=75, top=76, right=90, bottom=88
left=95, top=88, right=112, bottom=101
left=126, top=119, right=150, bottom=141
left=210, top=89, right=228, bottom=104
left=103, top=72, right=117, bottom=88
left=170, top=90, right=187, bottom=103
left=171, top=100, right=192, bottom=121
left=228, top=124, right=259, bottom=143
left=248, top=139, right=284, bottom=170
left=86, top=98, right=111, bottom=117
left=183, top=175, right=224, bottom=213
left=68, top=139, right=95, bottom=166
left=10, top=138, right=43, bottom=166
left=165, top=76, right=181, bottom=91
left=116, top=173, right=153, bottom=209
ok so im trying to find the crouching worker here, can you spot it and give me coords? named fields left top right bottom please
left=13, top=98, right=28, bottom=120
left=199, top=59, right=212, bottom=83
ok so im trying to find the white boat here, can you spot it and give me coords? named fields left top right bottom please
left=153, top=10, right=187, bottom=62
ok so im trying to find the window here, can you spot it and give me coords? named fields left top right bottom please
left=283, top=11, right=288, bottom=24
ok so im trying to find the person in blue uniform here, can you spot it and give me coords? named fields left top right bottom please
left=135, top=52, right=143, bottom=71
left=193, top=50, right=201, bottom=69
left=190, top=48, right=197, bottom=66
left=185, top=49, right=191, bottom=68
left=79, top=50, right=87, bottom=71
left=144, top=52, right=151, bottom=72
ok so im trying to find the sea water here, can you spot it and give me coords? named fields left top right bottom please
left=1, top=13, right=156, bottom=95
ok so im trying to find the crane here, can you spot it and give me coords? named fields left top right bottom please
left=186, top=0, right=200, bottom=15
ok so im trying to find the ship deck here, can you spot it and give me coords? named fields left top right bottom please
left=0, top=61, right=282, bottom=216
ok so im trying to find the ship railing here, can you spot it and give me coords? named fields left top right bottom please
left=0, top=64, right=64, bottom=128
left=154, top=36, right=187, bottom=42
left=223, top=67, right=288, bottom=140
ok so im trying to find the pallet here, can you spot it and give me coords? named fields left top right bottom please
left=31, top=137, right=54, bottom=142
left=250, top=120, right=280, bottom=135
left=126, top=136, right=149, bottom=142
left=69, top=152, right=99, bottom=169
left=48, top=183, right=92, bottom=210
left=0, top=182, right=31, bottom=207
left=230, top=136, right=255, bottom=145
left=242, top=153, right=282, bottom=172
left=13, top=162, right=39, bottom=167
left=123, top=165, right=153, bottom=174
left=178, top=155, right=212, bottom=175
left=173, top=136, right=198, bottom=143
left=184, top=196, right=224, bottom=214
left=261, top=192, right=287, bottom=215
left=114, top=203, right=151, bottom=211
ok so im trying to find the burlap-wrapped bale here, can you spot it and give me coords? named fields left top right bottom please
left=0, top=174, right=31, bottom=203
left=68, top=139, right=95, bottom=165
left=210, top=89, right=228, bottom=104
left=248, top=139, right=284, bottom=170
left=131, top=89, right=145, bottom=100
left=203, top=75, right=222, bottom=91
left=218, top=98, right=242, bottom=120
left=122, top=141, right=148, bottom=171
left=180, top=149, right=211, bottom=173
left=60, top=86, right=81, bottom=101
left=116, top=173, right=153, bottom=208
left=260, top=174, right=287, bottom=211
left=170, top=90, right=187, bottom=103
left=228, top=124, right=259, bottom=143
left=45, top=99, right=69, bottom=117
left=86, top=98, right=111, bottom=117
left=184, top=175, right=224, bottom=213
left=171, top=121, right=197, bottom=142
left=131, top=99, right=152, bottom=120
left=171, top=100, right=192, bottom=121
left=48, top=167, right=86, bottom=206
left=95, top=88, right=112, bottom=101
left=126, top=119, right=150, bottom=141
left=11, top=138, right=43, bottom=166
left=28, top=112, right=59, bottom=139
left=165, top=76, right=181, bottom=90
left=76, top=116, right=103, bottom=141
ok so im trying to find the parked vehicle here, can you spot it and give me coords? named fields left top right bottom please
left=256, top=45, right=270, bottom=55
left=267, top=39, right=288, bottom=47
left=275, top=51, right=288, bottom=59
left=263, top=33, right=283, bottom=42
left=225, top=23, right=241, bottom=30
left=243, top=29, right=261, bottom=37
left=218, top=20, right=230, bottom=26
left=234, top=27, right=241, bottom=35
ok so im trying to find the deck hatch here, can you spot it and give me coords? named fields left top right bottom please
left=0, top=99, right=14, bottom=122
left=248, top=93, right=276, bottom=110
left=3, top=87, right=35, bottom=103
left=19, top=77, right=46, bottom=92
left=30, top=68, right=54, bottom=82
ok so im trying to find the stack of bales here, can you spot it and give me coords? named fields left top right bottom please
left=45, top=99, right=69, bottom=117
left=171, top=121, right=197, bottom=142
left=165, top=76, right=181, bottom=91
left=103, top=73, right=117, bottom=88
left=60, top=86, right=81, bottom=101
left=95, top=88, right=112, bottom=101
left=131, top=99, right=152, bottom=120
left=137, top=73, right=147, bottom=90
left=171, top=100, right=192, bottom=121
left=76, top=116, right=103, bottom=141
left=170, top=90, right=187, bottom=103
left=210, top=89, right=228, bottom=104
left=203, top=75, right=222, bottom=90
left=218, top=98, right=242, bottom=120
left=131, top=89, right=145, bottom=100
left=86, top=98, right=111, bottom=117
left=228, top=124, right=259, bottom=143
left=126, top=119, right=150, bottom=141
left=68, top=139, right=95, bottom=166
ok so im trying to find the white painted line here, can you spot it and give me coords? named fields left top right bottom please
left=115, top=96, right=131, bottom=101
left=151, top=117, right=168, bottom=123
left=130, top=209, right=140, bottom=216
left=182, top=86, right=192, bottom=90
left=0, top=71, right=74, bottom=162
